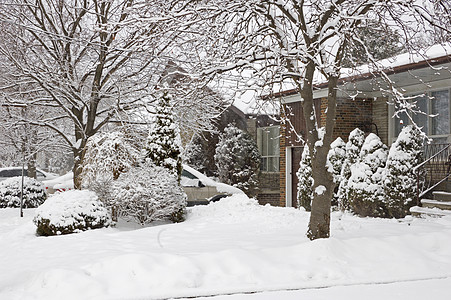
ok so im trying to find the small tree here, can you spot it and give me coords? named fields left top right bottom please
left=80, top=131, right=140, bottom=207
left=327, top=137, right=346, bottom=206
left=337, top=128, right=365, bottom=211
left=348, top=133, right=388, bottom=217
left=215, top=124, right=260, bottom=196
left=296, top=146, right=313, bottom=211
left=112, top=160, right=187, bottom=224
left=384, top=125, right=423, bottom=218
left=146, top=91, right=182, bottom=180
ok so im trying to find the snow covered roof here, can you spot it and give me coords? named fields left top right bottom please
left=271, top=43, right=451, bottom=100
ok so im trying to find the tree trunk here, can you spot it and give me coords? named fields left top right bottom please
left=306, top=76, right=339, bottom=240
left=27, top=153, right=37, bottom=179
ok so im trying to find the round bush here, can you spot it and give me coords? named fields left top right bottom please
left=0, top=176, right=47, bottom=208
left=33, top=190, right=112, bottom=236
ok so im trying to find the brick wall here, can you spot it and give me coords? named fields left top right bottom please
left=333, top=98, right=373, bottom=141
left=257, top=193, right=281, bottom=206
left=279, top=112, right=287, bottom=207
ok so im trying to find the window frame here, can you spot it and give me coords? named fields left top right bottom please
left=392, top=88, right=451, bottom=143
left=257, top=125, right=280, bottom=173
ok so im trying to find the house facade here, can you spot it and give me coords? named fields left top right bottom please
left=276, top=46, right=451, bottom=207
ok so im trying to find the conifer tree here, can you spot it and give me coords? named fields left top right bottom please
left=296, top=145, right=313, bottom=211
left=327, top=137, right=346, bottom=206
left=215, top=124, right=260, bottom=196
left=184, top=134, right=207, bottom=174
left=348, top=133, right=388, bottom=217
left=337, top=128, right=365, bottom=211
left=146, top=91, right=182, bottom=180
left=384, top=125, right=423, bottom=218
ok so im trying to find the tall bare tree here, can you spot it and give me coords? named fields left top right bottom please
left=181, top=0, right=450, bottom=239
left=0, top=0, right=226, bottom=187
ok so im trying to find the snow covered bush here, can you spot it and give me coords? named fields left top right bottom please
left=0, top=177, right=46, bottom=208
left=215, top=124, right=260, bottom=197
left=145, top=91, right=182, bottom=179
left=327, top=137, right=346, bottom=206
left=384, top=125, right=424, bottom=218
left=296, top=146, right=313, bottom=211
left=348, top=134, right=388, bottom=217
left=337, top=128, right=365, bottom=211
left=33, top=190, right=111, bottom=236
left=80, top=131, right=140, bottom=205
left=111, top=160, right=187, bottom=224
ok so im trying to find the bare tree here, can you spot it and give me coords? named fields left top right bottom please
left=180, top=0, right=450, bottom=239
left=0, top=0, right=226, bottom=187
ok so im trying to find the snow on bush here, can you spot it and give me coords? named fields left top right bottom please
left=111, top=160, right=187, bottom=224
left=327, top=137, right=346, bottom=205
left=0, top=176, right=46, bottom=208
left=296, top=146, right=313, bottom=211
left=215, top=124, right=260, bottom=197
left=33, top=190, right=111, bottom=236
left=348, top=133, right=388, bottom=217
left=145, top=91, right=183, bottom=179
left=384, top=125, right=423, bottom=218
left=337, top=128, right=365, bottom=211
left=80, top=131, right=140, bottom=205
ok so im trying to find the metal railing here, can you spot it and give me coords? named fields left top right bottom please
left=414, top=143, right=451, bottom=205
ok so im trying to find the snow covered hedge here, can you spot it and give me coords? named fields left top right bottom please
left=33, top=190, right=112, bottom=236
left=0, top=177, right=46, bottom=208
left=111, top=160, right=187, bottom=224
left=384, top=125, right=423, bottom=218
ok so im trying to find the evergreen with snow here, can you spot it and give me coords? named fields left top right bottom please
left=80, top=131, right=140, bottom=205
left=296, top=146, right=313, bottom=211
left=384, top=125, right=424, bottom=218
left=33, top=190, right=111, bottom=236
left=214, top=124, right=260, bottom=197
left=337, top=128, right=365, bottom=211
left=111, top=160, right=187, bottom=224
left=183, top=134, right=207, bottom=174
left=327, top=137, right=347, bottom=205
left=145, top=91, right=182, bottom=180
left=0, top=177, right=46, bottom=208
left=348, top=133, right=388, bottom=217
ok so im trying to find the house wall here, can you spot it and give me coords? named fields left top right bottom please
left=279, top=97, right=375, bottom=207
left=372, top=97, right=389, bottom=145
left=248, top=115, right=281, bottom=206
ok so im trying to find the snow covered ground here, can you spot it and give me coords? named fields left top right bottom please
left=1, top=194, right=451, bottom=300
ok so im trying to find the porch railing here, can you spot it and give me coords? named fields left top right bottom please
left=414, top=143, right=451, bottom=205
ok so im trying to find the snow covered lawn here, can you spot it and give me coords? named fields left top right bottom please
left=1, top=194, right=451, bottom=300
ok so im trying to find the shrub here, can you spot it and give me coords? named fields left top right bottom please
left=215, top=124, right=260, bottom=197
left=111, top=160, right=187, bottom=225
left=348, top=133, right=388, bottom=217
left=384, top=125, right=423, bottom=218
left=80, top=131, right=140, bottom=205
left=337, top=128, right=365, bottom=210
left=327, top=137, right=346, bottom=206
left=33, top=190, right=112, bottom=236
left=296, top=146, right=313, bottom=211
left=0, top=176, right=47, bottom=208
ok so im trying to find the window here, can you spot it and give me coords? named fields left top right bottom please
left=257, top=126, right=280, bottom=172
left=394, top=89, right=450, bottom=143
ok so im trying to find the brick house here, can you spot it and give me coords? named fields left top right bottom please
left=273, top=45, right=451, bottom=207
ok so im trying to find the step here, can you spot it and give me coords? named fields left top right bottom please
left=421, top=199, right=451, bottom=210
left=410, top=206, right=451, bottom=218
left=433, top=191, right=451, bottom=202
